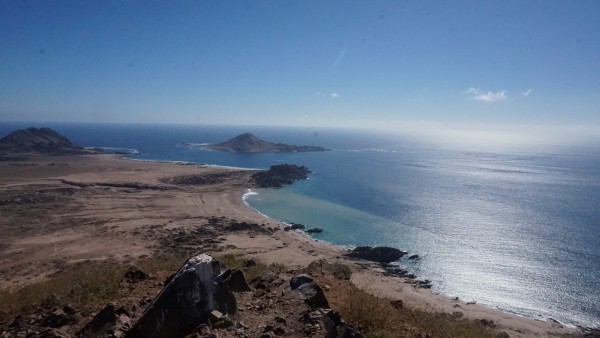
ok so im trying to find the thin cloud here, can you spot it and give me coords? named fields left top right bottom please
left=521, top=88, right=532, bottom=97
left=465, top=87, right=507, bottom=102
left=333, top=48, right=346, bottom=68
left=330, top=92, right=341, bottom=99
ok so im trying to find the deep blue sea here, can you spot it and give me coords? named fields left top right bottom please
left=2, top=122, right=599, bottom=328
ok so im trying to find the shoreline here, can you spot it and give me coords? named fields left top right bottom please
left=0, top=154, right=581, bottom=336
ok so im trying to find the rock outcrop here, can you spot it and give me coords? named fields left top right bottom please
left=0, top=127, right=94, bottom=155
left=251, top=164, right=311, bottom=188
left=345, top=246, right=406, bottom=263
left=202, top=133, right=328, bottom=153
left=127, top=254, right=239, bottom=338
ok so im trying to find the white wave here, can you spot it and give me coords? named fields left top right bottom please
left=347, top=148, right=396, bottom=153
left=242, top=189, right=259, bottom=200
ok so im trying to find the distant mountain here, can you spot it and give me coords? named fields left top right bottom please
left=203, top=133, right=328, bottom=153
left=0, top=127, right=93, bottom=155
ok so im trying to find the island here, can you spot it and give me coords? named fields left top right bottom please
left=201, top=133, right=328, bottom=153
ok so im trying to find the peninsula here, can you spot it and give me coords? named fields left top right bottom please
left=0, top=127, right=95, bottom=156
left=202, top=133, right=328, bottom=153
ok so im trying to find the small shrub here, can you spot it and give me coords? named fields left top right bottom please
left=329, top=279, right=499, bottom=338
left=215, top=254, right=286, bottom=282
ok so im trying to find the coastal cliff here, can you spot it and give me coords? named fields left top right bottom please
left=202, top=133, right=328, bottom=153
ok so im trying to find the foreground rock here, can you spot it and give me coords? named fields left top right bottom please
left=127, top=254, right=239, bottom=338
left=202, top=133, right=328, bottom=153
left=0, top=127, right=95, bottom=155
left=345, top=246, right=406, bottom=263
left=251, top=164, right=311, bottom=188
left=283, top=274, right=330, bottom=309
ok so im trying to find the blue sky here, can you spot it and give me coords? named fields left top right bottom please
left=1, top=1, right=599, bottom=139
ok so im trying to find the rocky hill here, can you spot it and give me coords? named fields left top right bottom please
left=0, top=127, right=93, bottom=155
left=203, top=133, right=328, bottom=153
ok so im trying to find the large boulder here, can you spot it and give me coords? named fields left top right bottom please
left=127, top=254, right=237, bottom=338
left=283, top=274, right=329, bottom=309
left=345, top=246, right=406, bottom=263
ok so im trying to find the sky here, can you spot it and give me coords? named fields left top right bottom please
left=1, top=1, right=599, bottom=140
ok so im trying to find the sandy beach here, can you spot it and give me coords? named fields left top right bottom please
left=0, top=154, right=575, bottom=337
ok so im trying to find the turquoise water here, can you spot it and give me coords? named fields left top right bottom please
left=1, top=122, right=599, bottom=328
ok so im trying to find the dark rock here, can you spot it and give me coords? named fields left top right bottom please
left=123, top=266, right=150, bottom=282
left=408, top=254, right=419, bottom=260
left=346, top=246, right=406, bottom=263
left=321, top=309, right=364, bottom=338
left=290, top=223, right=306, bottom=230
left=9, top=315, right=25, bottom=330
left=220, top=269, right=251, bottom=292
left=390, top=300, right=404, bottom=309
left=494, top=332, right=511, bottom=338
left=274, top=316, right=286, bottom=325
left=77, top=303, right=131, bottom=337
left=251, top=164, right=311, bottom=188
left=283, top=275, right=329, bottom=309
left=62, top=305, right=77, bottom=316
left=264, top=324, right=274, bottom=332
left=127, top=254, right=237, bottom=338
left=305, top=228, right=323, bottom=234
left=273, top=326, right=286, bottom=336
left=243, top=259, right=257, bottom=267
left=290, top=274, right=314, bottom=289
left=41, top=311, right=75, bottom=328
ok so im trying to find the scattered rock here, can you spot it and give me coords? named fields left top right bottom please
left=321, top=309, right=364, bottom=338
left=77, top=303, right=130, bottom=337
left=390, top=300, right=404, bottom=309
left=41, top=310, right=76, bottom=328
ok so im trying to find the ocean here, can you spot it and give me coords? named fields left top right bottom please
left=2, top=122, right=599, bottom=328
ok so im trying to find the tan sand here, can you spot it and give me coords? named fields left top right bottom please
left=0, top=154, right=575, bottom=337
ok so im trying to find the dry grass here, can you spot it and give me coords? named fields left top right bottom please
left=323, top=277, right=500, bottom=338
left=0, top=261, right=124, bottom=316
left=216, top=253, right=286, bottom=282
